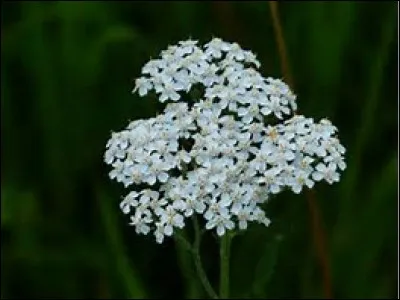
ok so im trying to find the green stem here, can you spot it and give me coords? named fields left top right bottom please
left=192, top=216, right=219, bottom=299
left=174, top=231, right=202, bottom=298
left=174, top=231, right=193, bottom=253
left=219, top=233, right=231, bottom=299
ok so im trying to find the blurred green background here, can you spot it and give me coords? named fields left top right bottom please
left=1, top=1, right=398, bottom=299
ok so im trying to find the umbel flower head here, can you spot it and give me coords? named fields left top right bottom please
left=104, top=38, right=346, bottom=243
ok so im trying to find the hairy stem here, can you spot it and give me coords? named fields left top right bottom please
left=219, top=233, right=231, bottom=298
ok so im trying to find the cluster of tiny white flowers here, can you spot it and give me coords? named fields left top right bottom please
left=104, top=38, right=346, bottom=243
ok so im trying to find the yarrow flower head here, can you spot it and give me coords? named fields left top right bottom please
left=104, top=38, right=346, bottom=243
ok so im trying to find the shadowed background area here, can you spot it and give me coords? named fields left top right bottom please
left=1, top=1, right=398, bottom=299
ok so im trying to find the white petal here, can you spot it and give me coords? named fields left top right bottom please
left=158, top=172, right=169, bottom=183
left=170, top=91, right=180, bottom=101
left=305, top=179, right=315, bottom=188
left=225, top=220, right=235, bottom=230
left=204, top=210, right=213, bottom=220
left=220, top=194, right=231, bottom=207
left=173, top=214, right=185, bottom=228
left=195, top=202, right=206, bottom=213
left=239, top=220, right=247, bottom=230
left=164, top=225, right=173, bottom=236
left=121, top=204, right=130, bottom=214
left=260, top=106, right=271, bottom=116
left=315, top=163, right=326, bottom=172
left=159, top=93, right=168, bottom=103
left=237, top=107, right=248, bottom=116
left=312, top=172, right=324, bottom=181
left=146, top=175, right=157, bottom=185
left=217, top=225, right=225, bottom=236
left=140, top=225, right=150, bottom=235
left=270, top=184, right=281, bottom=194
left=292, top=185, right=302, bottom=194
left=139, top=87, right=148, bottom=96
left=206, top=219, right=216, bottom=230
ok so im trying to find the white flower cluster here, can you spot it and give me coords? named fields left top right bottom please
left=104, top=38, right=346, bottom=243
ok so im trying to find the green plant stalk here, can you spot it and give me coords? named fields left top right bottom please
left=192, top=216, right=219, bottom=299
left=219, top=233, right=231, bottom=298
left=177, top=158, right=217, bottom=299
left=174, top=231, right=202, bottom=298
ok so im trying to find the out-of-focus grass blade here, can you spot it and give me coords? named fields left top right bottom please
left=0, top=187, right=40, bottom=253
left=251, top=236, right=282, bottom=298
left=328, top=8, right=396, bottom=298
left=19, top=3, right=64, bottom=183
left=336, top=154, right=397, bottom=298
left=306, top=1, right=356, bottom=116
left=97, top=188, right=147, bottom=299
left=338, top=3, right=396, bottom=223
left=84, top=25, right=138, bottom=83
left=230, top=228, right=271, bottom=297
left=282, top=2, right=357, bottom=116
left=351, top=155, right=397, bottom=297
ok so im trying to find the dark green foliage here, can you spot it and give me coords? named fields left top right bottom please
left=1, top=2, right=397, bottom=298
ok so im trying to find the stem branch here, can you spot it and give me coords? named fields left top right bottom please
left=192, top=216, right=219, bottom=299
